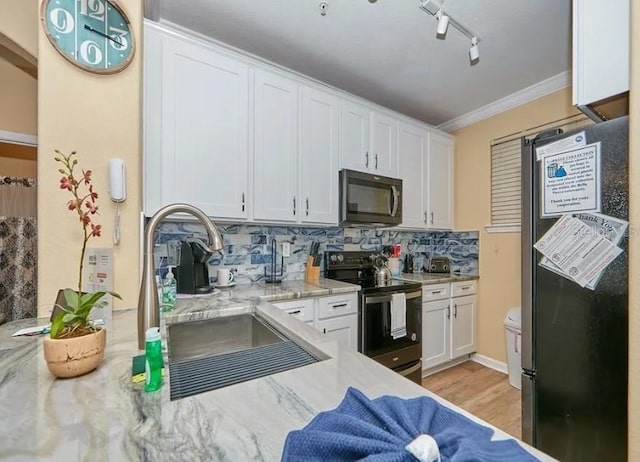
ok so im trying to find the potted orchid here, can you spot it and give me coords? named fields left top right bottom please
left=43, top=150, right=121, bottom=378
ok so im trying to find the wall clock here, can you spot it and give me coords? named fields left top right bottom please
left=41, top=0, right=135, bottom=74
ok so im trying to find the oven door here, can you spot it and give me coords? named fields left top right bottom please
left=360, top=289, right=422, bottom=360
left=340, top=169, right=402, bottom=226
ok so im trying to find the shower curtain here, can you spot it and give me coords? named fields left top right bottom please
left=0, top=176, right=37, bottom=325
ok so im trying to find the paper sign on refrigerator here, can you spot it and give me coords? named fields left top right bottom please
left=540, top=142, right=601, bottom=218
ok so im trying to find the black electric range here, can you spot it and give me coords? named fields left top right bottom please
left=325, top=251, right=423, bottom=384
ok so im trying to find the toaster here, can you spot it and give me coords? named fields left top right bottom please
left=425, top=256, right=450, bottom=273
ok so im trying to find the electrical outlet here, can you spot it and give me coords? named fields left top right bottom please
left=282, top=242, right=291, bottom=257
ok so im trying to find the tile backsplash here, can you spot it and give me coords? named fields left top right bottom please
left=154, top=222, right=479, bottom=284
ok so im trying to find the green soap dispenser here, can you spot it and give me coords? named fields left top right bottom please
left=144, top=327, right=163, bottom=392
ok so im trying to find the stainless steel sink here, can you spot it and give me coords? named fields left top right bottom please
left=167, top=314, right=286, bottom=363
left=166, top=314, right=325, bottom=400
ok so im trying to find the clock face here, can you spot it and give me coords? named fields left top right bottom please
left=41, top=0, right=135, bottom=74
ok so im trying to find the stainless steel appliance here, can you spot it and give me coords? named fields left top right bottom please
left=425, top=256, right=450, bottom=273
left=521, top=117, right=628, bottom=461
left=339, top=169, right=402, bottom=226
left=325, top=251, right=422, bottom=384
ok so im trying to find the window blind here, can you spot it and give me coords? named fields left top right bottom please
left=490, top=114, right=593, bottom=227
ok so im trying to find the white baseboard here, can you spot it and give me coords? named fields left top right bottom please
left=470, top=354, right=509, bottom=375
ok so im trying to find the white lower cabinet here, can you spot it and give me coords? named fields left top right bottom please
left=421, top=281, right=477, bottom=372
left=271, top=292, right=358, bottom=350
left=316, top=315, right=358, bottom=350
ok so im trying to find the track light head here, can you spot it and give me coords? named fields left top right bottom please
left=469, top=36, right=480, bottom=63
left=436, top=9, right=449, bottom=37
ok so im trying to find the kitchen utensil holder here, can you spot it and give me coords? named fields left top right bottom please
left=304, top=256, right=320, bottom=282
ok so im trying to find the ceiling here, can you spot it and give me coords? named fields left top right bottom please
left=156, top=0, right=572, bottom=127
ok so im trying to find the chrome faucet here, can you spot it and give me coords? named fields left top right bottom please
left=137, top=203, right=224, bottom=349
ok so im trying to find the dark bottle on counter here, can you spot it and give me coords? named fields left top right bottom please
left=404, top=254, right=414, bottom=273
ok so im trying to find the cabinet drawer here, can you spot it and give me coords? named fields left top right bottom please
left=451, top=280, right=477, bottom=297
left=317, top=293, right=358, bottom=320
left=272, top=298, right=314, bottom=322
left=422, top=283, right=450, bottom=302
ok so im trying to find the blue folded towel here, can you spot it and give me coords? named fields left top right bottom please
left=282, top=387, right=539, bottom=462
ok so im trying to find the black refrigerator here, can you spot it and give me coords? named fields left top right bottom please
left=521, top=116, right=628, bottom=461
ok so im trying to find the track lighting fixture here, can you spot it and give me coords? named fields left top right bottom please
left=419, top=0, right=481, bottom=64
left=469, top=36, right=479, bottom=62
left=436, top=9, right=449, bottom=36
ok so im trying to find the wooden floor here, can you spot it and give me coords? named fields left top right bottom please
left=421, top=361, right=521, bottom=438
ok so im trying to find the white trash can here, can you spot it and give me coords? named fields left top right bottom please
left=504, top=307, right=522, bottom=390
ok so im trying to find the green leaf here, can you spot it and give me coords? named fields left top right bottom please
left=79, top=292, right=108, bottom=308
left=62, top=313, right=79, bottom=324
left=63, top=289, right=80, bottom=310
left=50, top=312, right=65, bottom=339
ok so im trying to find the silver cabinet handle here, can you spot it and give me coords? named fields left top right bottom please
left=424, top=211, right=427, bottom=224
left=241, top=192, right=245, bottom=212
left=430, top=212, right=434, bottom=225
left=454, top=303, right=458, bottom=318
left=375, top=153, right=378, bottom=169
left=293, top=196, right=296, bottom=216
left=365, top=151, right=369, bottom=167
left=306, top=198, right=309, bottom=216
left=461, top=286, right=471, bottom=291
left=446, top=305, right=450, bottom=319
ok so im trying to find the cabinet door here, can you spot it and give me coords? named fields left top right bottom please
left=426, top=132, right=454, bottom=229
left=398, top=122, right=427, bottom=228
left=316, top=314, right=358, bottom=351
left=422, top=299, right=451, bottom=370
left=371, top=111, right=398, bottom=177
left=272, top=298, right=314, bottom=323
left=340, top=99, right=370, bottom=172
left=253, top=69, right=299, bottom=222
left=300, top=86, right=339, bottom=224
left=161, top=37, right=249, bottom=219
left=451, top=295, right=476, bottom=358
left=573, top=0, right=629, bottom=106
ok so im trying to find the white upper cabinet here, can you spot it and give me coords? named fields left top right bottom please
left=425, top=132, right=454, bottom=230
left=146, top=32, right=249, bottom=219
left=253, top=69, right=299, bottom=222
left=573, top=0, right=629, bottom=107
left=340, top=99, right=371, bottom=172
left=398, top=122, right=427, bottom=228
left=300, top=86, right=340, bottom=224
left=370, top=111, right=398, bottom=177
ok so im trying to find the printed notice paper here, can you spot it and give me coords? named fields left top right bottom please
left=534, top=214, right=623, bottom=288
left=541, top=142, right=601, bottom=218
left=82, top=248, right=114, bottom=328
left=535, top=131, right=587, bottom=161
left=539, top=212, right=628, bottom=289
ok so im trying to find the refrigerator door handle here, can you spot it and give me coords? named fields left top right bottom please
left=521, top=139, right=534, bottom=372
left=521, top=372, right=536, bottom=446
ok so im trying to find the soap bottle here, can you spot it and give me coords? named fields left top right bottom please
left=144, top=327, right=163, bottom=392
left=162, top=266, right=177, bottom=312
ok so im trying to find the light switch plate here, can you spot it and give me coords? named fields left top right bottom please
left=282, top=242, right=291, bottom=257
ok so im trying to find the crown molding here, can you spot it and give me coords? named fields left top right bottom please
left=437, top=71, right=572, bottom=133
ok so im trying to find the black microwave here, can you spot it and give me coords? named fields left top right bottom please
left=339, top=169, right=402, bottom=226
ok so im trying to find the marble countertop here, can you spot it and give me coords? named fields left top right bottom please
left=0, top=290, right=553, bottom=461
left=395, top=272, right=480, bottom=285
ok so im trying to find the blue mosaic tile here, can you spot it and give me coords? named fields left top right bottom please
left=251, top=234, right=267, bottom=245
left=251, top=254, right=272, bottom=265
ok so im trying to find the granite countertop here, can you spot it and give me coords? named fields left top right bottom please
left=0, top=286, right=553, bottom=461
left=395, top=272, right=480, bottom=285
